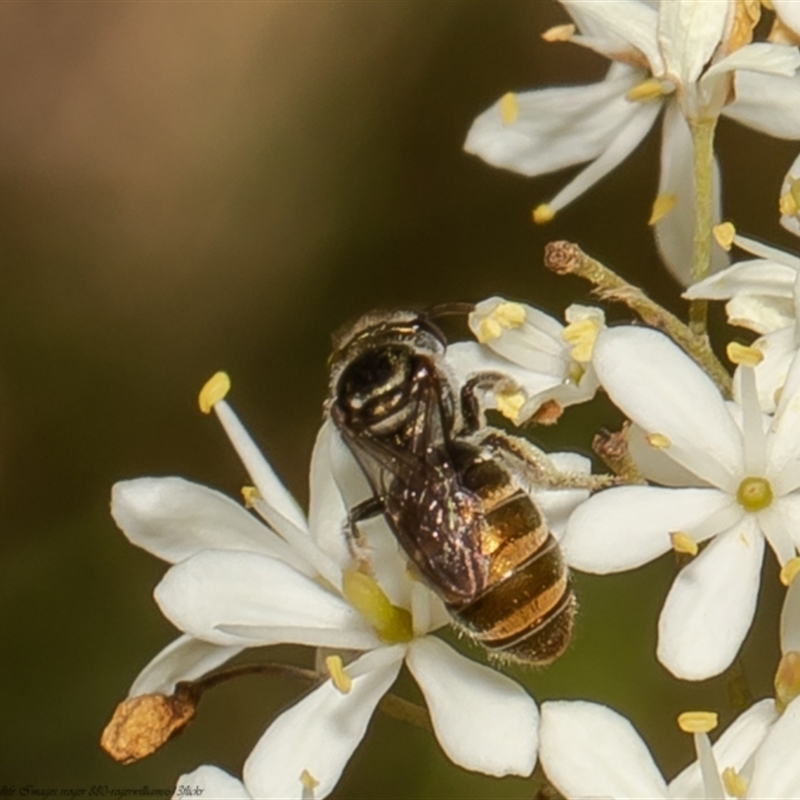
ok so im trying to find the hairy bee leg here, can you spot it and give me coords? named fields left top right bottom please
left=460, top=372, right=512, bottom=434
left=477, top=429, right=616, bottom=493
left=344, top=496, right=385, bottom=564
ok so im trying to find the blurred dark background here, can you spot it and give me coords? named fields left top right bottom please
left=0, top=3, right=795, bottom=798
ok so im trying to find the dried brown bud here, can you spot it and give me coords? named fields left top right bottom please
left=100, top=685, right=197, bottom=764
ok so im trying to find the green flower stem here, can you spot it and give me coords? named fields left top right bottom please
left=688, top=116, right=718, bottom=335
left=543, top=241, right=732, bottom=397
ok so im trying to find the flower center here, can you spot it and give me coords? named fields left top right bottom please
left=342, top=570, right=413, bottom=643
left=736, top=476, right=773, bottom=512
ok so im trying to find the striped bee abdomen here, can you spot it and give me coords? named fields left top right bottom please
left=449, top=452, right=575, bottom=665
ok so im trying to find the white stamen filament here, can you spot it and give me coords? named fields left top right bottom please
left=213, top=400, right=309, bottom=533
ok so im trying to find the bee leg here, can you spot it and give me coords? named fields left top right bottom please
left=345, top=496, right=385, bottom=563
left=478, top=429, right=616, bottom=493
left=460, top=372, right=511, bottom=434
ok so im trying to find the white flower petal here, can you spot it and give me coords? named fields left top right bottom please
left=547, top=97, right=661, bottom=212
left=111, top=477, right=298, bottom=566
left=723, top=71, right=800, bottom=139
left=654, top=104, right=727, bottom=285
left=213, top=400, right=308, bottom=535
left=726, top=295, right=795, bottom=335
left=444, top=342, right=566, bottom=409
left=657, top=519, right=764, bottom=679
left=446, top=341, right=599, bottom=422
left=243, top=650, right=403, bottom=800
left=781, top=571, right=800, bottom=652
left=129, top=634, right=242, bottom=697
left=539, top=700, right=668, bottom=800
left=561, top=0, right=661, bottom=70
left=532, top=451, right=591, bottom=539
left=774, top=0, right=800, bottom=37
left=154, top=550, right=379, bottom=649
left=406, top=636, right=538, bottom=777
left=308, top=420, right=352, bottom=567
left=747, top=696, right=800, bottom=798
left=469, top=298, right=566, bottom=366
left=563, top=485, right=733, bottom=572
left=355, top=513, right=414, bottom=610
left=731, top=328, right=795, bottom=414
left=668, top=698, right=778, bottom=798
left=757, top=499, right=799, bottom=566
left=627, top=423, right=711, bottom=487
left=732, top=234, right=800, bottom=268
left=593, top=327, right=743, bottom=491
left=706, top=42, right=800, bottom=80
left=173, top=766, right=250, bottom=800
left=464, top=67, right=647, bottom=178
left=658, top=0, right=728, bottom=85
left=683, top=259, right=797, bottom=301
left=766, top=347, right=800, bottom=489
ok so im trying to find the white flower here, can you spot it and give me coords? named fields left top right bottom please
left=112, top=378, right=541, bottom=799
left=444, top=297, right=602, bottom=424
left=464, top=0, right=800, bottom=284
left=684, top=229, right=800, bottom=412
left=538, top=698, right=800, bottom=799
left=563, top=325, right=800, bottom=680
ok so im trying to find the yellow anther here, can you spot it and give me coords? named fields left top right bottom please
left=494, top=301, right=526, bottom=328
left=325, top=655, right=352, bottom=694
left=495, top=389, right=526, bottom=423
left=780, top=190, right=798, bottom=218
left=671, top=532, right=699, bottom=557
left=736, top=476, right=774, bottom=512
left=541, top=23, right=575, bottom=42
left=713, top=222, right=736, bottom=251
left=626, top=78, right=666, bottom=103
left=198, top=371, right=230, bottom=414
left=241, top=486, right=260, bottom=509
left=677, top=710, right=718, bottom=733
left=649, top=193, right=677, bottom=225
left=722, top=766, right=748, bottom=799
left=300, top=770, right=320, bottom=791
left=727, top=341, right=763, bottom=367
left=500, top=92, right=518, bottom=125
left=476, top=317, right=502, bottom=343
left=562, top=318, right=599, bottom=362
left=645, top=433, right=671, bottom=449
left=780, top=556, right=800, bottom=586
left=762, top=0, right=774, bottom=11
left=475, top=302, right=526, bottom=343
left=775, top=651, right=800, bottom=712
left=532, top=203, right=555, bottom=225
left=342, top=570, right=413, bottom=644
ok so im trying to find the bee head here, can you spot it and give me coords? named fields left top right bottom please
left=328, top=311, right=447, bottom=432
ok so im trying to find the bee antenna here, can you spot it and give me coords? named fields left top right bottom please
left=427, top=302, right=475, bottom=320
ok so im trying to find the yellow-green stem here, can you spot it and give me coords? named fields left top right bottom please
left=689, top=116, right=718, bottom=335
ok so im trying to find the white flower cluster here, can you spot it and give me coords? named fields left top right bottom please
left=105, top=2, right=800, bottom=799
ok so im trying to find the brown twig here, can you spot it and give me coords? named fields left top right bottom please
left=543, top=241, right=732, bottom=397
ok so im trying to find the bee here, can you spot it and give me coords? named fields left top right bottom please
left=327, top=309, right=598, bottom=665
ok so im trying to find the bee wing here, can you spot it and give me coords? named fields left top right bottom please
left=334, top=369, right=488, bottom=604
